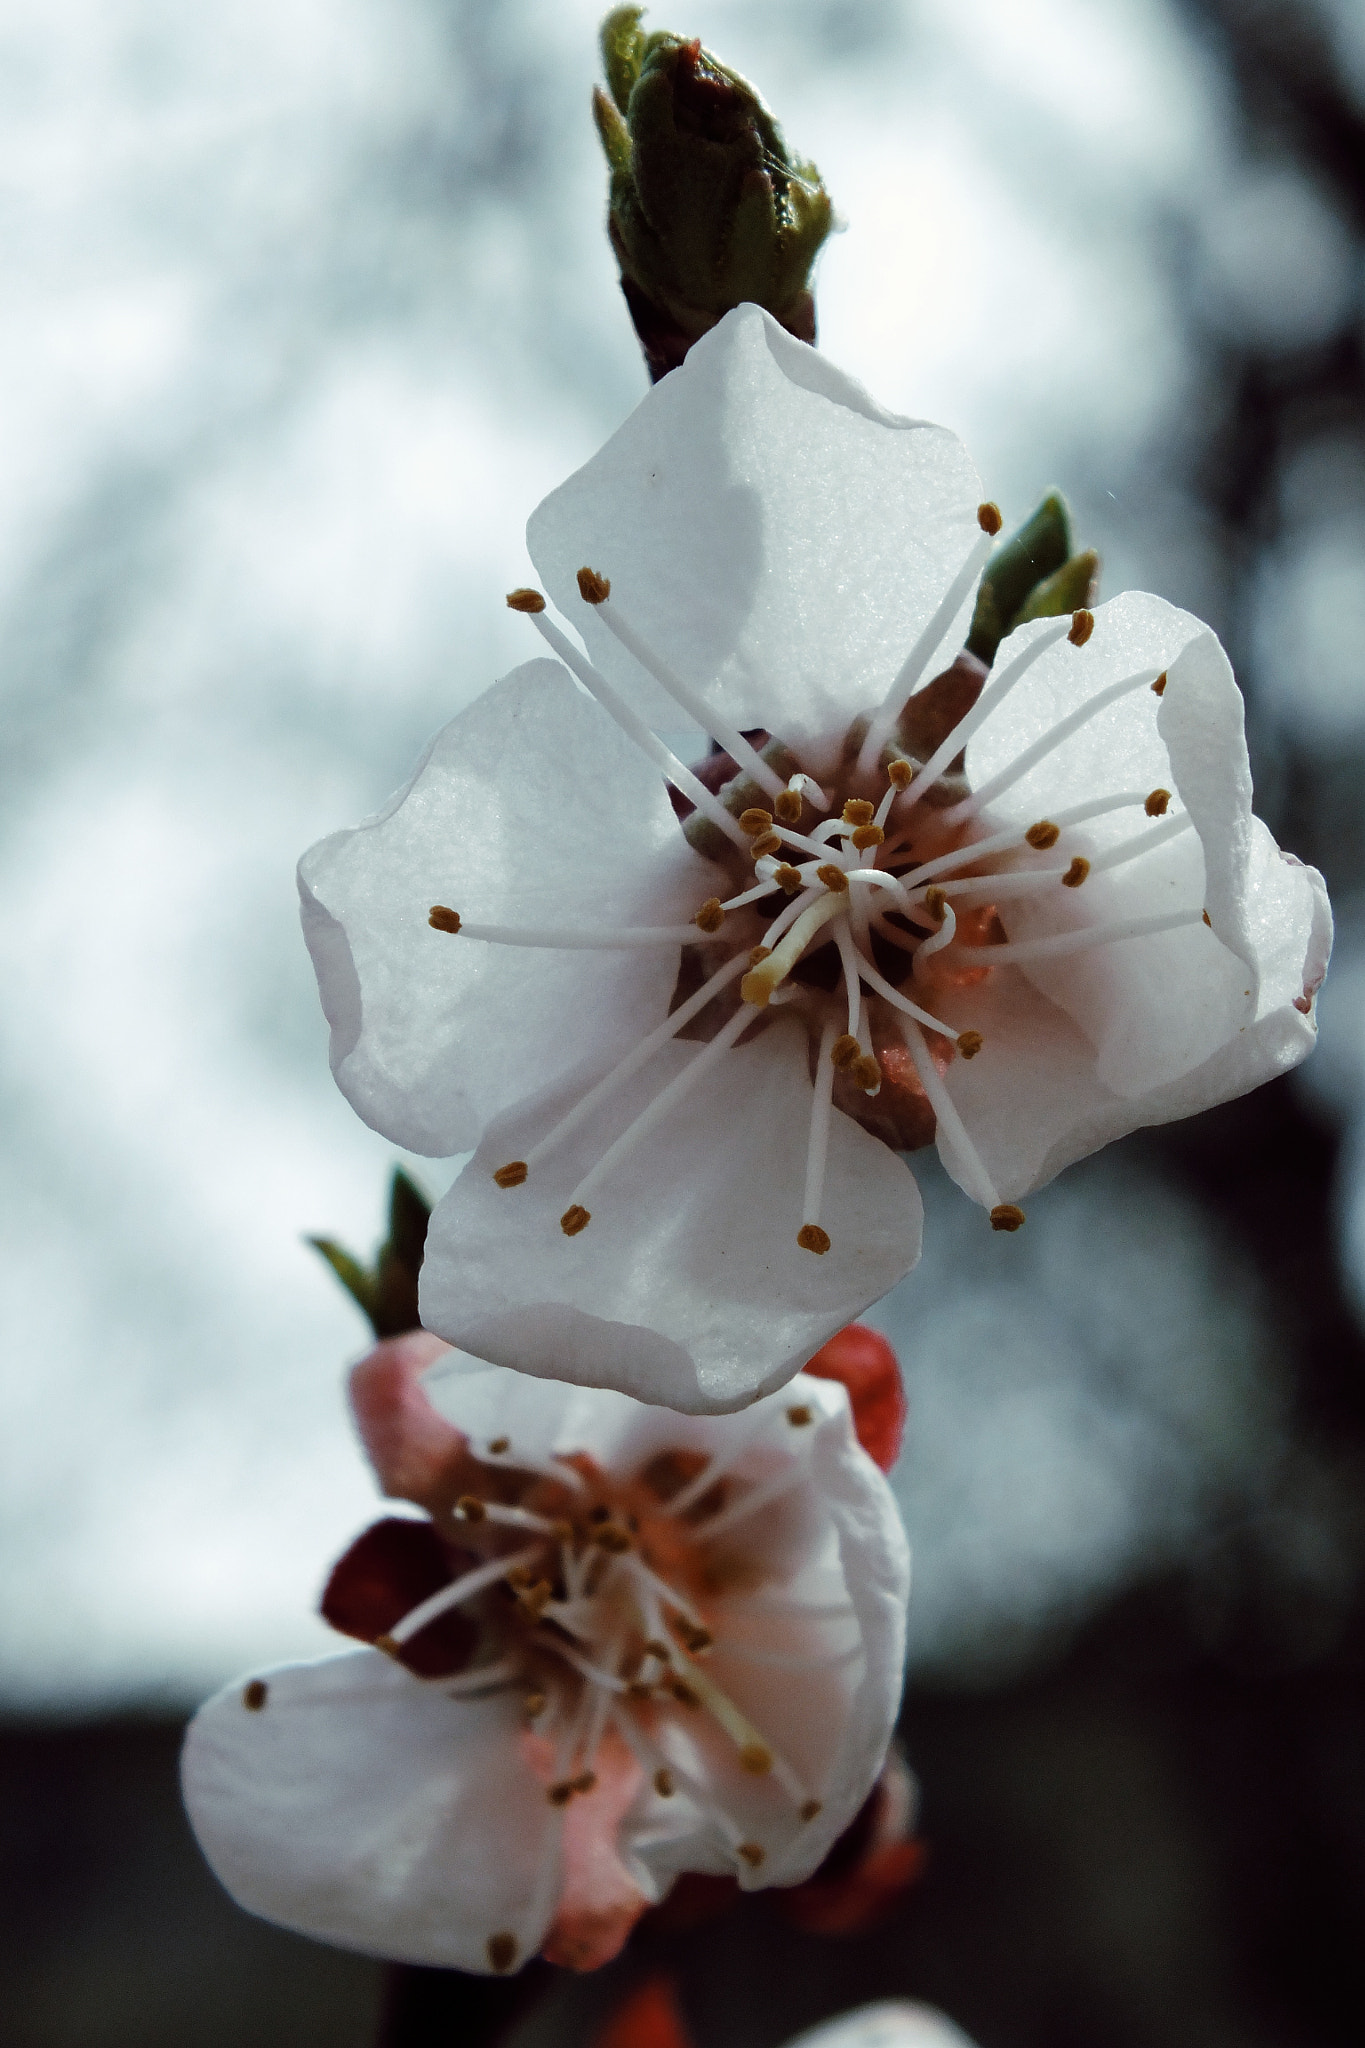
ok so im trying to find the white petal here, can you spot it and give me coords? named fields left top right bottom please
left=418, top=1021, right=923, bottom=1413
left=785, top=2004, right=980, bottom=2048
left=181, top=1650, right=562, bottom=1971
left=298, top=658, right=714, bottom=1154
left=528, top=305, right=983, bottom=760
left=963, top=593, right=1306, bottom=1098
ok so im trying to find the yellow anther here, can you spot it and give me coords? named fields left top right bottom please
left=852, top=1054, right=882, bottom=1092
left=654, top=1768, right=675, bottom=1797
left=548, top=1781, right=575, bottom=1807
left=751, top=831, right=782, bottom=859
left=694, top=896, right=725, bottom=933
left=774, top=863, right=803, bottom=894
left=1151, top=670, right=1167, bottom=697
left=741, top=970, right=771, bottom=1005
left=990, top=1204, right=1026, bottom=1232
left=924, top=885, right=947, bottom=922
left=1202, top=909, right=1211, bottom=927
left=1145, top=788, right=1171, bottom=817
left=594, top=1524, right=632, bottom=1554
left=799, top=1799, right=823, bottom=1823
left=956, top=1031, right=984, bottom=1059
left=742, top=892, right=844, bottom=1006
left=739, top=808, right=773, bottom=836
left=429, top=905, right=461, bottom=933
left=1068, top=608, right=1094, bottom=646
left=493, top=1160, right=528, bottom=1188
left=669, top=1677, right=701, bottom=1708
left=505, top=588, right=545, bottom=613
left=737, top=1843, right=766, bottom=1868
left=887, top=758, right=913, bottom=790
left=1025, top=821, right=1060, bottom=851
left=842, top=799, right=875, bottom=826
left=851, top=824, right=885, bottom=851
left=455, top=1495, right=486, bottom=1523
left=672, top=1620, right=713, bottom=1655
left=1062, top=857, right=1090, bottom=888
left=572, top=1771, right=598, bottom=1794
left=524, top=1691, right=547, bottom=1718
left=488, top=1437, right=510, bottom=1455
left=774, top=789, right=803, bottom=824
left=374, top=1633, right=400, bottom=1660
left=627, top=1679, right=654, bottom=1699
left=242, top=1679, right=268, bottom=1712
left=561, top=1204, right=591, bottom=1236
left=787, top=1404, right=813, bottom=1426
left=487, top=1933, right=518, bottom=1974
left=740, top=1743, right=774, bottom=1776
left=576, top=567, right=610, bottom=605
left=978, top=501, right=1003, bottom=535
left=797, top=1224, right=831, bottom=1255
left=831, top=1032, right=861, bottom=1070
left=749, top=945, right=772, bottom=967
left=816, top=863, right=849, bottom=894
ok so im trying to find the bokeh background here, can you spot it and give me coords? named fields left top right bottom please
left=2, top=0, right=1364, bottom=2042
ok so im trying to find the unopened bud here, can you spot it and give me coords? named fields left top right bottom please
left=593, top=8, right=833, bottom=381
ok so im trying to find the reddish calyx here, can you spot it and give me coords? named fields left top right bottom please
left=804, top=1323, right=906, bottom=1472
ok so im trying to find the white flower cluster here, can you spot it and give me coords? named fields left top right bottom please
left=184, top=305, right=1328, bottom=1980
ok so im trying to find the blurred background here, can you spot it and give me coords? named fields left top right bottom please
left=2, top=0, right=1363, bottom=2041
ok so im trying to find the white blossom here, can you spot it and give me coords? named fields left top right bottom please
left=181, top=1337, right=910, bottom=1975
left=300, top=305, right=1330, bottom=1413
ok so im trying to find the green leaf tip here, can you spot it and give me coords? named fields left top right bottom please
left=594, top=7, right=834, bottom=381
left=967, top=493, right=1100, bottom=664
left=307, top=1166, right=432, bottom=1340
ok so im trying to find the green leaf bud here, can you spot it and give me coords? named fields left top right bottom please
left=594, top=8, right=834, bottom=380
left=307, top=1167, right=431, bottom=1339
left=968, top=492, right=1093, bottom=665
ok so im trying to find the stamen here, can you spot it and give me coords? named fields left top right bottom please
left=450, top=918, right=717, bottom=950
left=944, top=666, right=1162, bottom=821
left=978, top=500, right=1003, bottom=535
left=1085, top=811, right=1193, bottom=873
left=1146, top=788, right=1171, bottom=817
left=842, top=799, right=875, bottom=827
left=1063, top=858, right=1090, bottom=888
left=772, top=863, right=804, bottom=894
left=816, top=863, right=849, bottom=894
left=242, top=1680, right=267, bottom=1711
left=850, top=953, right=964, bottom=1041
left=857, top=529, right=997, bottom=776
left=897, top=1019, right=1003, bottom=1211
left=654, top=1768, right=675, bottom=1797
left=386, top=1543, right=544, bottom=1646
left=1152, top=671, right=1167, bottom=696
left=950, top=907, right=1204, bottom=965
left=561, top=1204, right=591, bottom=1237
left=831, top=1033, right=861, bottom=1070
left=494, top=1162, right=528, bottom=1188
left=699, top=1460, right=812, bottom=1539
left=741, top=894, right=844, bottom=1006
left=505, top=588, right=546, bottom=613
left=592, top=594, right=786, bottom=799
left=568, top=1003, right=757, bottom=1210
left=991, top=1204, right=1026, bottom=1231
left=487, top=1933, right=518, bottom=1973
left=957, top=1030, right=984, bottom=1059
left=750, top=831, right=783, bottom=859
left=524, top=608, right=750, bottom=849
left=1068, top=608, right=1094, bottom=645
left=518, top=953, right=747, bottom=1172
left=774, top=789, right=803, bottom=824
left=913, top=897, right=957, bottom=978
left=694, top=897, right=725, bottom=933
left=799, top=1020, right=838, bottom=1256
left=470, top=1443, right=587, bottom=1492
left=442, top=1655, right=523, bottom=1696
left=739, top=808, right=773, bottom=835
left=851, top=824, right=884, bottom=851
left=738, top=1844, right=766, bottom=1868
left=892, top=617, right=1074, bottom=810
left=429, top=905, right=461, bottom=933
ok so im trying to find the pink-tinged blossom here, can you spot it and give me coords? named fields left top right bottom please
left=299, top=306, right=1330, bottom=1414
left=181, top=1334, right=910, bottom=1975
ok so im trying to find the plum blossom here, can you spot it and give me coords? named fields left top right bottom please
left=299, top=304, right=1330, bottom=1414
left=180, top=1329, right=910, bottom=1975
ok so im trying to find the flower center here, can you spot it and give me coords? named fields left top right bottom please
left=372, top=1403, right=853, bottom=1876
left=436, top=562, right=1205, bottom=1249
